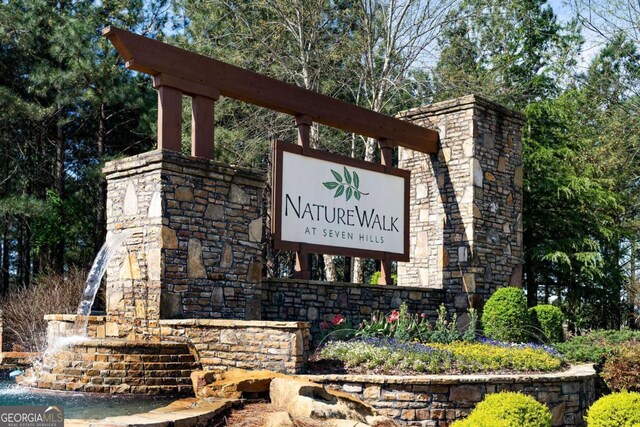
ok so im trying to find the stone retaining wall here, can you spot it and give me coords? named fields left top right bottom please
left=305, top=364, right=596, bottom=427
left=45, top=315, right=310, bottom=375
left=160, top=319, right=309, bottom=374
left=261, top=278, right=445, bottom=343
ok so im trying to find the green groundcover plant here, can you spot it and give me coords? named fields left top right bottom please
left=319, top=338, right=562, bottom=374
left=451, top=392, right=552, bottom=427
left=585, top=391, right=640, bottom=427
left=553, top=329, right=640, bottom=363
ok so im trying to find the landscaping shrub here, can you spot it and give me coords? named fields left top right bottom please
left=481, top=287, right=530, bottom=343
left=529, top=305, right=565, bottom=343
left=369, top=271, right=397, bottom=285
left=451, top=392, right=551, bottom=427
left=601, top=343, right=640, bottom=392
left=553, top=329, right=640, bottom=363
left=0, top=268, right=86, bottom=351
left=319, top=338, right=562, bottom=374
left=585, top=391, right=640, bottom=427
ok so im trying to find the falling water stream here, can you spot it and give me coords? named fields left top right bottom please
left=73, top=230, right=132, bottom=335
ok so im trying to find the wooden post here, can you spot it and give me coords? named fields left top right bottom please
left=293, top=114, right=313, bottom=279
left=378, top=138, right=395, bottom=286
left=156, top=85, right=182, bottom=152
left=191, top=94, right=218, bottom=159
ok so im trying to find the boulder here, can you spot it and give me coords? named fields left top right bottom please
left=191, top=369, right=289, bottom=398
left=270, top=377, right=376, bottom=422
left=264, top=411, right=294, bottom=427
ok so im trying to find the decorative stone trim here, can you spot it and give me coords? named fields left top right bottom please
left=160, top=319, right=309, bottom=329
left=304, top=364, right=596, bottom=427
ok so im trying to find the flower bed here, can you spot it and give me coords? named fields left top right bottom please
left=313, top=303, right=564, bottom=376
left=315, top=337, right=563, bottom=375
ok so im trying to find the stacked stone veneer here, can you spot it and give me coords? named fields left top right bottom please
left=397, top=95, right=524, bottom=314
left=261, top=279, right=444, bottom=342
left=102, top=150, right=265, bottom=339
left=20, top=340, right=197, bottom=395
left=307, top=365, right=596, bottom=427
left=160, top=319, right=309, bottom=373
left=45, top=315, right=310, bottom=375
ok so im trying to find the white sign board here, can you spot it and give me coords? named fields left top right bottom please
left=273, top=143, right=409, bottom=260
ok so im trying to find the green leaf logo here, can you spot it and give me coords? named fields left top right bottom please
left=322, top=167, right=369, bottom=201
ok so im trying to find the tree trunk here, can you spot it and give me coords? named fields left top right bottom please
left=0, top=219, right=7, bottom=295
left=352, top=257, right=363, bottom=283
left=323, top=254, right=336, bottom=281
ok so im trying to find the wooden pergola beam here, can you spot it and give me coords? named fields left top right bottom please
left=103, top=26, right=439, bottom=154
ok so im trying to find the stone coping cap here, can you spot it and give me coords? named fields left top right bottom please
left=302, top=364, right=596, bottom=385
left=263, top=277, right=445, bottom=294
left=54, top=339, right=189, bottom=349
left=44, top=314, right=106, bottom=322
left=160, top=319, right=310, bottom=329
left=103, top=149, right=264, bottom=182
left=66, top=397, right=237, bottom=427
left=397, top=94, right=526, bottom=123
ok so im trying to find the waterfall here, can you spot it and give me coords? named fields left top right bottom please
left=73, top=230, right=132, bottom=334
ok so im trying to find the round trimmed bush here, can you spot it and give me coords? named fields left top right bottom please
left=586, top=391, right=640, bottom=427
left=529, top=305, right=565, bottom=343
left=451, top=392, right=551, bottom=427
left=481, top=287, right=530, bottom=343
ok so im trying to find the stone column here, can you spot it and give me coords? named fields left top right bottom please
left=397, top=95, right=524, bottom=314
left=103, top=150, right=264, bottom=340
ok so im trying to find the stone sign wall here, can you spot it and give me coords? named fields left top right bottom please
left=261, top=278, right=445, bottom=342
left=397, top=95, right=524, bottom=314
left=103, top=150, right=264, bottom=339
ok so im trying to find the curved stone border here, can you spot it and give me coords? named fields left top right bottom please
left=303, top=364, right=596, bottom=427
left=65, top=397, right=239, bottom=427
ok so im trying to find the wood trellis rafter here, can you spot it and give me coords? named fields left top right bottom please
left=103, top=26, right=439, bottom=157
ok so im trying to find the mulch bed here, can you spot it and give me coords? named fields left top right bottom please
left=221, top=401, right=326, bottom=427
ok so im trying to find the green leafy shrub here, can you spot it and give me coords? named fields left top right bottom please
left=529, top=305, right=565, bottom=343
left=553, top=329, right=640, bottom=363
left=369, top=271, right=397, bottom=285
left=481, top=287, right=530, bottom=343
left=585, top=391, right=640, bottom=427
left=451, top=392, right=551, bottom=427
left=601, top=343, right=640, bottom=392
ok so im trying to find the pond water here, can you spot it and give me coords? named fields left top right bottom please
left=0, top=376, right=175, bottom=419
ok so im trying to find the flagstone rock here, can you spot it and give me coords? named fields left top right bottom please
left=270, top=377, right=376, bottom=422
